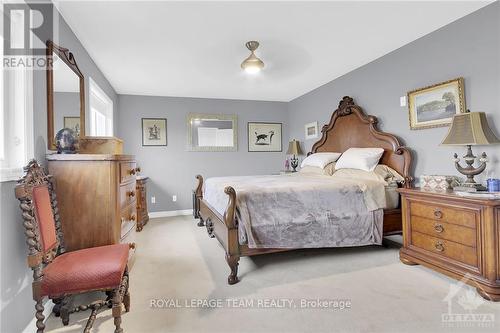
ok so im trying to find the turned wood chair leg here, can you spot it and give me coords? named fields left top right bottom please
left=112, top=272, right=129, bottom=333
left=225, top=254, right=240, bottom=285
left=52, top=297, right=63, bottom=317
left=35, top=299, right=45, bottom=333
left=83, top=306, right=99, bottom=333
left=124, top=286, right=131, bottom=312
left=112, top=291, right=123, bottom=333
left=60, top=295, right=74, bottom=326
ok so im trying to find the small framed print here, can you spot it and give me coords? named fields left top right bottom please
left=142, top=118, right=167, bottom=146
left=64, top=117, right=81, bottom=138
left=304, top=121, right=318, bottom=140
left=248, top=122, right=282, bottom=152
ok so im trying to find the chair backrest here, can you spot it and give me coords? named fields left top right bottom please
left=15, top=159, right=65, bottom=267
left=32, top=185, right=58, bottom=252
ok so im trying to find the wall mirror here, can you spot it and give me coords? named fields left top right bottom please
left=187, top=113, right=238, bottom=152
left=46, top=40, right=85, bottom=150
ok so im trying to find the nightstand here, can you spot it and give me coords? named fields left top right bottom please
left=398, top=188, right=500, bottom=301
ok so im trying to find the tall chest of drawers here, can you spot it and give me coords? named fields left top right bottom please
left=47, top=154, right=138, bottom=258
left=398, top=188, right=500, bottom=301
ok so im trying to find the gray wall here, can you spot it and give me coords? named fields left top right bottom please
left=117, top=95, right=288, bottom=211
left=1, top=7, right=118, bottom=333
left=288, top=2, right=500, bottom=184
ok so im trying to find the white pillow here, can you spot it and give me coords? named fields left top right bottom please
left=300, top=152, right=342, bottom=169
left=335, top=148, right=384, bottom=172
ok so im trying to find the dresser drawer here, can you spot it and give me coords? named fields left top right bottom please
left=121, top=220, right=136, bottom=242
left=411, top=231, right=478, bottom=268
left=121, top=219, right=136, bottom=270
left=410, top=216, right=476, bottom=247
left=121, top=202, right=137, bottom=225
left=119, top=161, right=137, bottom=184
left=410, top=201, right=477, bottom=228
left=120, top=182, right=137, bottom=209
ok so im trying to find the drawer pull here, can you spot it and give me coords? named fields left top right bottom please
left=433, top=223, right=444, bottom=233
left=434, top=209, right=443, bottom=219
left=129, top=215, right=136, bottom=221
left=135, top=167, right=141, bottom=173
left=434, top=241, right=445, bottom=252
left=127, top=191, right=135, bottom=198
left=129, top=169, right=136, bottom=175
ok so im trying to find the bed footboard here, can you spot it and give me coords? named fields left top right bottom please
left=194, top=175, right=241, bottom=284
left=193, top=175, right=204, bottom=226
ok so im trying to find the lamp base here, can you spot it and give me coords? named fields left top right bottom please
left=290, top=156, right=299, bottom=172
left=453, top=145, right=488, bottom=191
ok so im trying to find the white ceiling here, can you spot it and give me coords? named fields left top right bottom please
left=55, top=1, right=492, bottom=102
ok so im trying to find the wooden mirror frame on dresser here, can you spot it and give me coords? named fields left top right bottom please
left=46, top=40, right=86, bottom=150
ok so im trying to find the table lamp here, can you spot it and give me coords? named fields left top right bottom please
left=286, top=139, right=303, bottom=172
left=441, top=111, right=500, bottom=190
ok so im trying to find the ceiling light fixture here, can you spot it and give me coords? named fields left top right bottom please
left=241, top=41, right=264, bottom=74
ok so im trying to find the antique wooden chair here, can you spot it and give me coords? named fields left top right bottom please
left=15, top=160, right=133, bottom=333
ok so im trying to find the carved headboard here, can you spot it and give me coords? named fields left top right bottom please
left=309, top=96, right=413, bottom=188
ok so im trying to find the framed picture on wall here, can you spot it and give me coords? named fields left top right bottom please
left=142, top=118, right=167, bottom=146
left=248, top=122, right=282, bottom=152
left=304, top=121, right=318, bottom=140
left=407, top=77, right=466, bottom=130
left=63, top=117, right=81, bottom=138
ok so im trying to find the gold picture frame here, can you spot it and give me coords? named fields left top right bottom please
left=407, top=77, right=465, bottom=130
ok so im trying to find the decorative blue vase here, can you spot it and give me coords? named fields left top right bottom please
left=55, top=128, right=77, bottom=154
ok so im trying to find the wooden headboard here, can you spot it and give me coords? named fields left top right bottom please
left=309, top=96, right=413, bottom=188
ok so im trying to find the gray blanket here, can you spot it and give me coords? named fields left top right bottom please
left=203, top=174, right=387, bottom=249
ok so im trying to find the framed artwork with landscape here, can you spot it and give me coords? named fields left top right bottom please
left=407, top=77, right=465, bottom=130
left=248, top=122, right=282, bottom=152
left=142, top=118, right=167, bottom=146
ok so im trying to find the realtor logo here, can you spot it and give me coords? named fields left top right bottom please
left=3, top=1, right=53, bottom=56
left=442, top=274, right=495, bottom=328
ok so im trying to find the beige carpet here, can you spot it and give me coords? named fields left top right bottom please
left=45, top=215, right=500, bottom=333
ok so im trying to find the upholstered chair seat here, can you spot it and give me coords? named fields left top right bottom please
left=42, top=244, right=130, bottom=297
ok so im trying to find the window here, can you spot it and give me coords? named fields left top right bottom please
left=1, top=9, right=34, bottom=182
left=89, top=77, right=113, bottom=136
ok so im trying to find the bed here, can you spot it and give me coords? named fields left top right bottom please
left=193, top=96, right=413, bottom=284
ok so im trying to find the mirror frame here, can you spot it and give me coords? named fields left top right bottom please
left=46, top=40, right=85, bottom=150
left=187, top=113, right=238, bottom=152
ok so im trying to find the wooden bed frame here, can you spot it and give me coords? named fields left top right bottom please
left=193, top=96, right=413, bottom=285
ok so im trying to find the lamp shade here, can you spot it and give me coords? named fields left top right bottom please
left=241, top=41, right=264, bottom=74
left=241, top=53, right=264, bottom=74
left=286, top=139, right=303, bottom=155
left=441, top=112, right=500, bottom=146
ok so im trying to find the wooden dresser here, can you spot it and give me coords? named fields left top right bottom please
left=398, top=188, right=500, bottom=301
left=136, top=176, right=149, bottom=231
left=47, top=154, right=139, bottom=258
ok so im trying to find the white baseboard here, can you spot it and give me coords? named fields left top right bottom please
left=149, top=209, right=193, bottom=219
left=23, top=300, right=54, bottom=333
